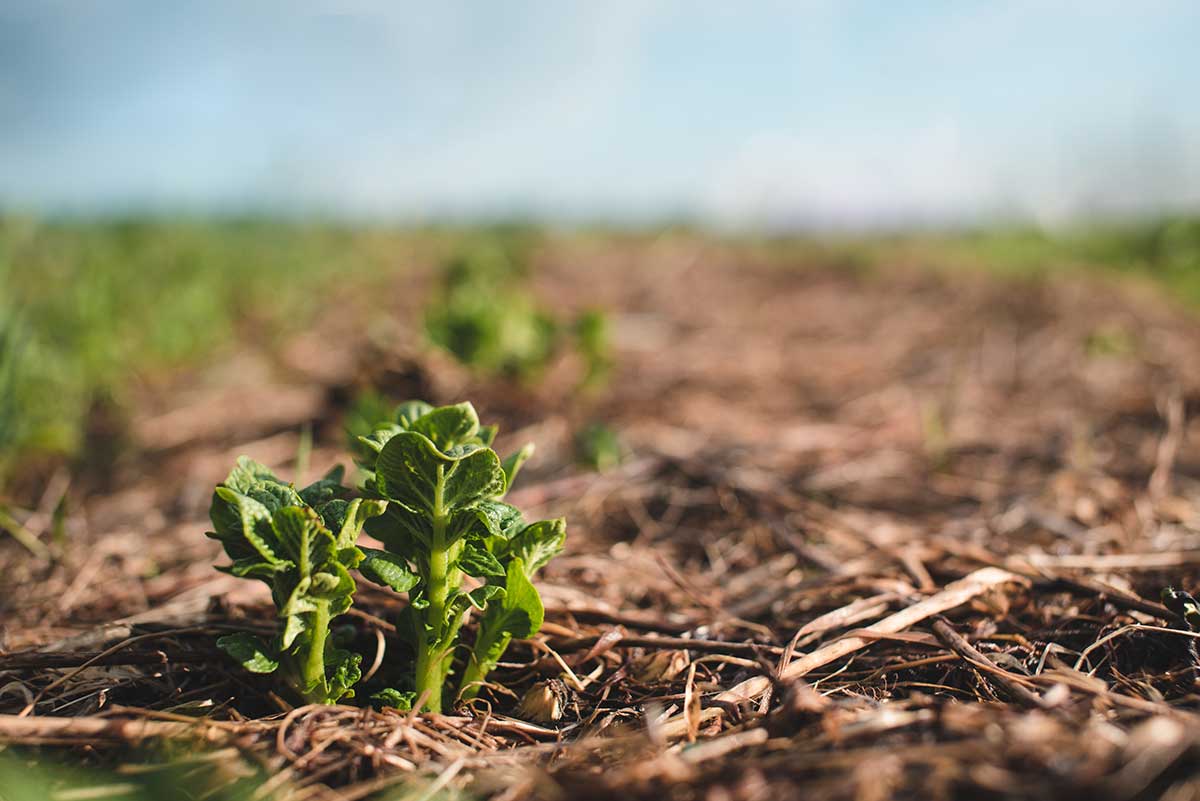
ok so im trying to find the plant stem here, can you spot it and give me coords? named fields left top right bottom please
left=300, top=601, right=330, bottom=704
left=416, top=465, right=450, bottom=713
left=458, top=629, right=510, bottom=702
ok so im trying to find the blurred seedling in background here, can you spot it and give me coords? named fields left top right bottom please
left=424, top=241, right=614, bottom=388
left=344, top=389, right=398, bottom=444
left=1084, top=323, right=1139, bottom=359
left=208, top=458, right=382, bottom=704
left=575, top=422, right=623, bottom=472
left=425, top=243, right=559, bottom=381
left=572, top=308, right=613, bottom=391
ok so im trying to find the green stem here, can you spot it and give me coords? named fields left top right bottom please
left=458, top=628, right=510, bottom=702
left=416, top=465, right=450, bottom=713
left=299, top=602, right=331, bottom=704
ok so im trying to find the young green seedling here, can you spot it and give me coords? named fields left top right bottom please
left=353, top=400, right=565, bottom=712
left=207, top=457, right=383, bottom=704
left=572, top=308, right=613, bottom=390
left=422, top=244, right=551, bottom=380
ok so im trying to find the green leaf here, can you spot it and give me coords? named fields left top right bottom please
left=375, top=431, right=506, bottom=522
left=505, top=557, right=545, bottom=637
left=279, top=612, right=306, bottom=650
left=365, top=505, right=429, bottom=555
left=466, top=584, right=503, bottom=610
left=211, top=487, right=285, bottom=565
left=359, top=548, right=420, bottom=593
left=500, top=443, right=535, bottom=491
left=320, top=497, right=386, bottom=551
left=222, top=456, right=281, bottom=495
left=449, top=499, right=523, bottom=543
left=505, top=519, right=566, bottom=576
left=442, top=449, right=507, bottom=510
left=353, top=425, right=403, bottom=472
left=298, top=465, right=346, bottom=507
left=317, top=499, right=352, bottom=539
left=408, top=402, right=480, bottom=451
left=325, top=647, right=362, bottom=702
left=217, top=633, right=279, bottom=674
left=457, top=542, right=505, bottom=578
left=394, top=400, right=434, bottom=428
left=222, top=557, right=289, bottom=580
left=489, top=557, right=544, bottom=639
left=280, top=576, right=319, bottom=619
left=309, top=563, right=355, bottom=603
left=371, top=688, right=417, bottom=710
left=272, top=506, right=335, bottom=575
left=457, top=559, right=544, bottom=702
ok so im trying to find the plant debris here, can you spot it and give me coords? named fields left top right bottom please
left=3, top=243, right=1200, bottom=800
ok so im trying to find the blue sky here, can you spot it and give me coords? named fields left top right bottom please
left=1, top=1, right=1198, bottom=228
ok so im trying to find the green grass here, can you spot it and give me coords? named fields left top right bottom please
left=0, top=218, right=418, bottom=483
left=888, top=216, right=1200, bottom=303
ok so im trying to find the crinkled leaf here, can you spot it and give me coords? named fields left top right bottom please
left=247, top=481, right=304, bottom=513
left=394, top=400, right=434, bottom=428
left=280, top=576, right=319, bottom=618
left=272, top=506, right=335, bottom=574
left=359, top=548, right=420, bottom=593
left=217, top=633, right=279, bottom=674
left=481, top=500, right=524, bottom=537
left=466, top=583, right=503, bottom=610
left=364, top=505, right=428, bottom=556
left=408, top=402, right=480, bottom=451
left=375, top=432, right=506, bottom=523
left=457, top=542, right=505, bottom=578
left=353, top=425, right=403, bottom=472
left=325, top=647, right=362, bottom=702
left=212, top=487, right=285, bottom=565
left=372, top=688, right=416, bottom=710
left=459, top=561, right=542, bottom=701
left=505, top=519, right=567, bottom=577
left=449, top=499, right=523, bottom=543
left=317, top=499, right=352, bottom=541
left=309, top=563, right=355, bottom=607
left=319, top=497, right=386, bottom=551
left=442, top=450, right=506, bottom=510
left=298, top=465, right=346, bottom=507
left=222, top=556, right=290, bottom=580
left=222, top=456, right=280, bottom=495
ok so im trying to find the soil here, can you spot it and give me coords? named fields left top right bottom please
left=3, top=235, right=1200, bottom=800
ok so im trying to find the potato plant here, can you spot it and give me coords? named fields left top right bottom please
left=424, top=245, right=613, bottom=387
left=353, top=400, right=565, bottom=712
left=207, top=457, right=383, bottom=704
left=424, top=246, right=558, bottom=380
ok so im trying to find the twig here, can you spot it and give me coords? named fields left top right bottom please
left=715, top=567, right=1025, bottom=706
left=0, top=714, right=235, bottom=743
left=543, top=633, right=784, bottom=657
left=930, top=618, right=1047, bottom=709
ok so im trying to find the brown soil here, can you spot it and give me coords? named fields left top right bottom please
left=4, top=236, right=1200, bottom=800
